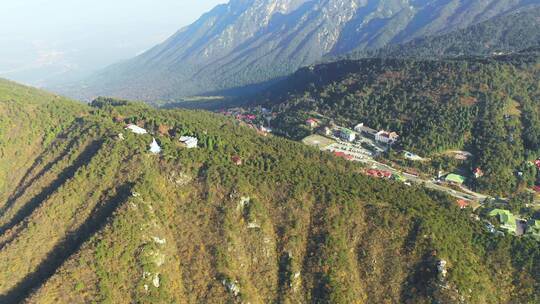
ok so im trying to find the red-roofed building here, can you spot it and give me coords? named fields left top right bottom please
left=334, top=151, right=354, bottom=161
left=533, top=185, right=540, bottom=193
left=366, top=169, right=392, bottom=179
left=232, top=156, right=243, bottom=166
left=473, top=168, right=484, bottom=179
left=456, top=199, right=469, bottom=209
left=306, top=118, right=319, bottom=128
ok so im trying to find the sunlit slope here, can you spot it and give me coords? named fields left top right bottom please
left=0, top=88, right=537, bottom=303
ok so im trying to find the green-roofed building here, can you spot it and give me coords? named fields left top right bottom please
left=445, top=173, right=466, bottom=185
left=340, top=128, right=356, bottom=142
left=392, top=174, right=407, bottom=182
left=526, top=220, right=540, bottom=241
left=489, top=209, right=517, bottom=234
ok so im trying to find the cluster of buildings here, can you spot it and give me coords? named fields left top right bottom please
left=440, top=168, right=483, bottom=186
left=222, top=107, right=274, bottom=136
left=354, top=123, right=399, bottom=145
left=487, top=209, right=540, bottom=239
left=124, top=122, right=247, bottom=167
left=124, top=124, right=200, bottom=154
left=304, top=119, right=400, bottom=146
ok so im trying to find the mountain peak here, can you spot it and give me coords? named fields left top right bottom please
left=67, top=0, right=538, bottom=103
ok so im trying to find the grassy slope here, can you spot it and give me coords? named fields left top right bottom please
left=0, top=86, right=537, bottom=303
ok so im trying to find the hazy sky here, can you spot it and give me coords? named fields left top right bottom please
left=0, top=0, right=227, bottom=86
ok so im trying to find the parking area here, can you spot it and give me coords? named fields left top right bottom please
left=302, top=134, right=336, bottom=149
left=324, top=142, right=374, bottom=162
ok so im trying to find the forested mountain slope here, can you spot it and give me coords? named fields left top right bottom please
left=0, top=81, right=539, bottom=303
left=251, top=49, right=540, bottom=195
left=63, top=0, right=537, bottom=103
left=0, top=79, right=86, bottom=209
left=342, top=6, right=540, bottom=60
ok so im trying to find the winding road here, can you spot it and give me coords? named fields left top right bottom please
left=366, top=159, right=489, bottom=202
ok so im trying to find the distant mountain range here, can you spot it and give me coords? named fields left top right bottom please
left=342, top=6, right=540, bottom=59
left=62, top=0, right=540, bottom=103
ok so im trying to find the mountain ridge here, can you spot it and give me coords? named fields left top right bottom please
left=61, top=0, right=539, bottom=103
left=339, top=6, right=540, bottom=60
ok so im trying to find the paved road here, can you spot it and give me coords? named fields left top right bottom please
left=307, top=135, right=490, bottom=202
left=366, top=159, right=488, bottom=202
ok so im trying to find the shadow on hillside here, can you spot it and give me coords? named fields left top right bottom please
left=0, top=119, right=87, bottom=217
left=0, top=183, right=133, bottom=303
left=399, top=251, right=437, bottom=303
left=301, top=200, right=328, bottom=302
left=0, top=140, right=103, bottom=242
left=159, top=77, right=284, bottom=110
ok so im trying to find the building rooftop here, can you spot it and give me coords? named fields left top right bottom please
left=125, top=124, right=148, bottom=135
left=341, top=128, right=355, bottom=135
left=489, top=209, right=518, bottom=232
left=445, top=173, right=466, bottom=184
left=179, top=136, right=198, bottom=148
left=354, top=123, right=377, bottom=135
left=149, top=138, right=161, bottom=154
left=456, top=199, right=469, bottom=209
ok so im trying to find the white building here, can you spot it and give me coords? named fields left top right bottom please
left=125, top=124, right=148, bottom=135
left=437, top=260, right=447, bottom=277
left=403, top=151, right=423, bottom=161
left=375, top=130, right=399, bottom=145
left=353, top=123, right=364, bottom=132
left=149, top=138, right=161, bottom=154
left=324, top=127, right=332, bottom=136
left=180, top=136, right=198, bottom=149
left=354, top=123, right=377, bottom=138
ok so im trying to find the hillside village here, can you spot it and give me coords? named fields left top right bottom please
left=319, top=119, right=540, bottom=241
left=213, top=106, right=540, bottom=243
left=124, top=124, right=197, bottom=154
left=113, top=105, right=540, bottom=244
